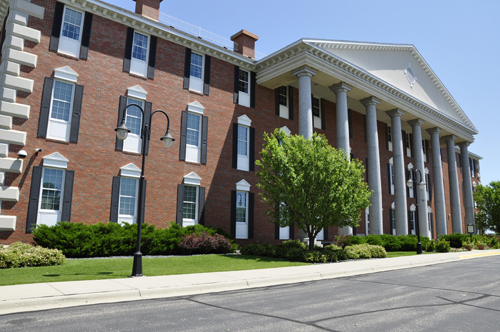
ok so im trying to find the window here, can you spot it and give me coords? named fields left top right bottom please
left=387, top=126, right=393, bottom=151
left=183, top=48, right=211, bottom=95
left=312, top=96, right=322, bottom=129
left=176, top=172, right=205, bottom=227
left=179, top=102, right=208, bottom=164
left=233, top=115, right=254, bottom=171
left=130, top=32, right=149, bottom=77
left=388, top=160, right=394, bottom=195
left=27, top=153, right=75, bottom=232
left=238, top=69, right=250, bottom=107
left=50, top=3, right=94, bottom=60
left=232, top=180, right=253, bottom=239
left=405, top=133, right=411, bottom=157
left=390, top=204, right=396, bottom=235
left=183, top=185, right=198, bottom=226
left=278, top=86, right=289, bottom=119
left=425, top=172, right=431, bottom=201
left=188, top=52, right=204, bottom=93
left=118, top=177, right=138, bottom=224
left=122, top=98, right=144, bottom=154
left=407, top=164, right=414, bottom=198
left=365, top=207, right=370, bottom=235
left=470, top=158, right=475, bottom=177
left=39, top=67, right=84, bottom=143
left=409, top=206, right=416, bottom=235
left=422, top=140, right=427, bottom=162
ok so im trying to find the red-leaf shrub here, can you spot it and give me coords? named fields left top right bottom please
left=179, top=231, right=232, bottom=255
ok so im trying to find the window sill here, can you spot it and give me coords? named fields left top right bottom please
left=44, top=138, right=70, bottom=145
left=184, top=161, right=201, bottom=166
left=188, top=89, right=204, bottom=96
left=121, top=150, right=141, bottom=156
left=56, top=52, right=80, bottom=61
left=128, top=72, right=148, bottom=80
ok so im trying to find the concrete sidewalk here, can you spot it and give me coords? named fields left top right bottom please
left=1, top=250, right=499, bottom=315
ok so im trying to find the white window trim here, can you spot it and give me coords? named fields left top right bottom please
left=187, top=101, right=205, bottom=115
left=387, top=126, right=393, bottom=151
left=47, top=79, right=75, bottom=142
left=237, top=115, right=252, bottom=172
left=237, top=114, right=252, bottom=127
left=120, top=163, right=141, bottom=178
left=236, top=179, right=251, bottom=192
left=189, top=52, right=204, bottom=93
left=58, top=5, right=84, bottom=58
left=312, top=95, right=321, bottom=129
left=127, top=85, right=148, bottom=100
left=425, top=167, right=430, bottom=201
left=54, top=66, right=79, bottom=83
left=123, top=97, right=144, bottom=154
left=235, top=180, right=250, bottom=239
left=42, top=152, right=69, bottom=169
left=185, top=111, right=202, bottom=163
left=278, top=86, right=289, bottom=119
left=37, top=167, right=66, bottom=227
left=238, top=69, right=250, bottom=107
left=118, top=176, right=139, bottom=224
left=280, top=126, right=291, bottom=136
left=405, top=133, right=411, bottom=157
left=183, top=172, right=201, bottom=226
left=408, top=163, right=414, bottom=198
left=390, top=202, right=395, bottom=235
left=130, top=31, right=150, bottom=78
left=389, top=157, right=394, bottom=195
left=184, top=172, right=202, bottom=186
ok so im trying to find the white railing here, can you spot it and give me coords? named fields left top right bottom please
left=158, top=12, right=266, bottom=60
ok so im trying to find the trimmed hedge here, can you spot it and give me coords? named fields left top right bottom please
left=439, top=233, right=499, bottom=249
left=0, top=242, right=66, bottom=268
left=240, top=240, right=387, bottom=263
left=32, top=222, right=236, bottom=258
left=333, top=234, right=430, bottom=252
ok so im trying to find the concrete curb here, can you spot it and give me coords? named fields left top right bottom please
left=1, top=250, right=499, bottom=315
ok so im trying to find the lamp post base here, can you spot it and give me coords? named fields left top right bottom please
left=130, top=252, right=143, bottom=277
left=416, top=242, right=422, bottom=255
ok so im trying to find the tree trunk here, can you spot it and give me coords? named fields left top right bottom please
left=308, top=234, right=315, bottom=251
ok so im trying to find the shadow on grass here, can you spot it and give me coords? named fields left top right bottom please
left=97, top=272, right=114, bottom=275
left=42, top=274, right=60, bottom=277
left=221, top=255, right=298, bottom=263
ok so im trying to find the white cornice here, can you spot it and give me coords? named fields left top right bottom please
left=256, top=41, right=477, bottom=141
left=55, top=0, right=256, bottom=71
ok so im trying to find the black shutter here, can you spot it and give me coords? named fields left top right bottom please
left=123, top=27, right=134, bottom=72
left=179, top=111, right=188, bottom=161
left=388, top=164, right=392, bottom=194
left=275, top=88, right=280, bottom=116
left=364, top=115, right=367, bottom=143
left=61, top=170, right=75, bottom=222
left=183, top=48, right=191, bottom=89
left=232, top=123, right=238, bottom=169
left=250, top=71, right=256, bottom=108
left=176, top=184, right=184, bottom=226
left=147, top=36, right=157, bottom=79
left=428, top=174, right=432, bottom=201
left=69, top=84, right=84, bottom=143
left=249, top=127, right=255, bottom=172
left=115, top=96, right=127, bottom=151
left=110, top=176, right=120, bottom=223
left=406, top=168, right=410, bottom=198
left=410, top=133, right=414, bottom=157
left=402, top=130, right=406, bottom=154
left=321, top=98, right=326, bottom=130
left=288, top=86, right=294, bottom=120
left=49, top=2, right=64, bottom=52
left=230, top=190, right=236, bottom=238
left=198, top=187, right=205, bottom=225
left=324, top=228, right=329, bottom=241
left=38, top=77, right=54, bottom=138
left=203, top=55, right=211, bottom=95
left=26, top=166, right=42, bottom=233
left=248, top=192, right=255, bottom=239
left=348, top=109, right=353, bottom=138
left=79, top=12, right=93, bottom=60
left=138, top=179, right=147, bottom=225
left=142, top=101, right=152, bottom=155
left=275, top=222, right=280, bottom=240
left=290, top=223, right=294, bottom=239
left=385, top=124, right=389, bottom=150
left=233, top=66, right=239, bottom=104
left=425, top=140, right=429, bottom=162
left=201, top=115, right=208, bottom=165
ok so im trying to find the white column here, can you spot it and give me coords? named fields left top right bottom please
left=293, top=66, right=317, bottom=139
left=361, top=97, right=383, bottom=235
left=443, top=135, right=462, bottom=233
left=459, top=142, right=475, bottom=230
left=387, top=109, right=408, bottom=235
left=427, top=127, right=447, bottom=236
left=408, top=119, right=430, bottom=238
left=330, top=82, right=352, bottom=155
left=331, top=82, right=352, bottom=236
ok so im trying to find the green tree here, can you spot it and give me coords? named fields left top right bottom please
left=474, top=181, right=500, bottom=234
left=256, top=129, right=372, bottom=250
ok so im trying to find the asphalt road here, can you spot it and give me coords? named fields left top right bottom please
left=1, top=256, right=499, bottom=332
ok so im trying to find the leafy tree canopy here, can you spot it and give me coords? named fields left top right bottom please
left=256, top=129, right=372, bottom=250
left=474, top=181, right=500, bottom=234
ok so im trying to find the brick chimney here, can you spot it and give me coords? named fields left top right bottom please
left=134, top=0, right=162, bottom=21
left=230, top=30, right=259, bottom=59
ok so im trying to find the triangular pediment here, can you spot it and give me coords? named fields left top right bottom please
left=305, top=40, right=476, bottom=132
left=54, top=66, right=78, bottom=83
left=236, top=179, right=251, bottom=191
left=120, top=163, right=141, bottom=178
left=184, top=172, right=202, bottom=185
left=187, top=101, right=205, bottom=114
left=43, top=152, right=69, bottom=169
left=127, top=85, right=148, bottom=100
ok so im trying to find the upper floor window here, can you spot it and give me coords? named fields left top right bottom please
left=405, top=133, right=411, bottom=157
left=62, top=7, right=83, bottom=42
left=278, top=86, right=287, bottom=106
left=312, top=96, right=322, bottom=129
left=130, top=32, right=149, bottom=77
left=176, top=172, right=205, bottom=227
left=387, top=125, right=393, bottom=151
left=275, top=86, right=294, bottom=120
left=123, top=98, right=144, bottom=154
left=179, top=102, right=208, bottom=164
left=233, top=115, right=254, bottom=172
left=183, top=49, right=211, bottom=95
left=388, top=158, right=394, bottom=195
left=234, top=66, right=255, bottom=108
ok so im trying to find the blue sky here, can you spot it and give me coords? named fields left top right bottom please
left=104, top=0, right=500, bottom=186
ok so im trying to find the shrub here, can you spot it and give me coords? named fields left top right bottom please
left=345, top=244, right=372, bottom=259
left=0, top=242, right=66, bottom=268
left=425, top=240, right=436, bottom=252
left=439, top=233, right=469, bottom=249
left=178, top=231, right=232, bottom=255
left=334, top=235, right=353, bottom=248
left=436, top=239, right=451, bottom=252
left=368, top=245, right=388, bottom=258
left=32, top=222, right=236, bottom=258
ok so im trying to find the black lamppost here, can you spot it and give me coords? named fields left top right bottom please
left=406, top=169, right=426, bottom=255
left=115, top=105, right=175, bottom=277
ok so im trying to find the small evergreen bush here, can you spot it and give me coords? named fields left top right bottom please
left=425, top=240, right=436, bottom=252
left=0, top=242, right=66, bottom=268
left=436, top=239, right=451, bottom=252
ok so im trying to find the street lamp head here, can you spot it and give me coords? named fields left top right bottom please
left=160, top=130, right=175, bottom=149
left=115, top=122, right=130, bottom=141
left=406, top=178, right=413, bottom=188
left=418, top=181, right=426, bottom=190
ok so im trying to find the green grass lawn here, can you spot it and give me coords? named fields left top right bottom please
left=0, top=255, right=310, bottom=286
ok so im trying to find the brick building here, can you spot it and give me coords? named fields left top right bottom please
left=0, top=0, right=481, bottom=245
